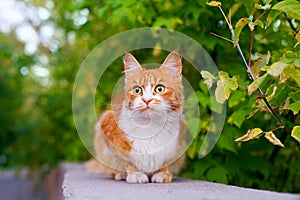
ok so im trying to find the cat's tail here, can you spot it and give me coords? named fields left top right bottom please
left=85, top=159, right=124, bottom=180
left=85, top=159, right=103, bottom=174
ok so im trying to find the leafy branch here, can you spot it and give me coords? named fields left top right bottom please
left=217, top=4, right=285, bottom=127
left=204, top=1, right=300, bottom=146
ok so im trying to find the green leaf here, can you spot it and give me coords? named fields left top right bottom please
left=247, top=108, right=260, bottom=119
left=215, top=71, right=239, bottom=104
left=207, top=166, right=229, bottom=184
left=267, top=61, right=288, bottom=77
left=228, top=109, right=250, bottom=128
left=243, top=1, right=256, bottom=15
left=187, top=140, right=197, bottom=159
left=288, top=101, right=300, bottom=115
left=97, top=6, right=108, bottom=18
left=291, top=126, right=300, bottom=143
left=294, top=58, right=300, bottom=67
left=217, top=130, right=238, bottom=154
left=254, top=20, right=264, bottom=29
left=234, top=18, right=251, bottom=41
left=289, top=91, right=300, bottom=101
left=153, top=17, right=183, bottom=29
left=282, top=51, right=297, bottom=63
left=284, top=65, right=300, bottom=86
left=266, top=10, right=281, bottom=27
left=228, top=90, right=246, bottom=108
left=248, top=73, right=268, bottom=95
left=272, top=0, right=300, bottom=20
left=234, top=128, right=264, bottom=142
left=264, top=131, right=284, bottom=147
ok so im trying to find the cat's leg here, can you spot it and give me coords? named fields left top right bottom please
left=125, top=164, right=148, bottom=183
left=151, top=167, right=172, bottom=183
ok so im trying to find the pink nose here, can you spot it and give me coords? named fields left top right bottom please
left=143, top=98, right=152, bottom=105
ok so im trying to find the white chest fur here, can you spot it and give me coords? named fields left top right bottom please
left=118, top=106, right=181, bottom=172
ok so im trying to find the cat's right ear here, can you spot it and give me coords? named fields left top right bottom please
left=123, top=53, right=142, bottom=74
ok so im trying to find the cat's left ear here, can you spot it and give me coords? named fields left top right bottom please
left=123, top=53, right=142, bottom=73
left=161, top=51, right=182, bottom=78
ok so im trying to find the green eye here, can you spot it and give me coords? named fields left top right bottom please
left=133, top=86, right=142, bottom=95
left=155, top=85, right=165, bottom=94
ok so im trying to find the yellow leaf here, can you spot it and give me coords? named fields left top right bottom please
left=201, top=71, right=217, bottom=88
left=264, top=131, right=284, bottom=147
left=235, top=18, right=251, bottom=28
left=251, top=52, right=271, bottom=79
left=234, top=128, right=263, bottom=142
left=266, top=86, right=278, bottom=101
left=215, top=71, right=239, bottom=103
left=291, top=126, right=300, bottom=143
left=206, top=1, right=222, bottom=7
left=294, top=31, right=300, bottom=48
left=152, top=44, right=161, bottom=56
left=267, top=61, right=288, bottom=77
left=248, top=22, right=255, bottom=31
left=215, top=80, right=226, bottom=103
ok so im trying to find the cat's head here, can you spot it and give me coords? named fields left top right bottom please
left=123, top=51, right=183, bottom=116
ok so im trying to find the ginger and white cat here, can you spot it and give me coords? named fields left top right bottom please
left=91, top=51, right=186, bottom=183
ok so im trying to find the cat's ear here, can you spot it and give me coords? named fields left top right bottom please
left=123, top=53, right=142, bottom=73
left=161, top=51, right=182, bottom=78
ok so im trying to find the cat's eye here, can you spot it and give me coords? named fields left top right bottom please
left=155, top=85, right=165, bottom=94
left=133, top=86, right=142, bottom=95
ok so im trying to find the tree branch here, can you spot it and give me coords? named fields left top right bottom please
left=217, top=6, right=285, bottom=128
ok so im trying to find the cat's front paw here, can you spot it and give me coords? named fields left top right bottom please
left=126, top=172, right=149, bottom=184
left=114, top=173, right=126, bottom=181
left=151, top=172, right=172, bottom=183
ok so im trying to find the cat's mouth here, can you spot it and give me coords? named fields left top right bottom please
left=139, top=106, right=153, bottom=113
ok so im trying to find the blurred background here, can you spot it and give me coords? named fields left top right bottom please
left=0, top=0, right=299, bottom=196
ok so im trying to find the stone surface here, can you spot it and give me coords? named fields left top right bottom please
left=62, top=163, right=300, bottom=200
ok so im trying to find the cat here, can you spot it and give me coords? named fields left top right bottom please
left=90, top=51, right=186, bottom=183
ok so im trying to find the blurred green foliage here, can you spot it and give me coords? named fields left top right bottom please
left=0, top=0, right=299, bottom=193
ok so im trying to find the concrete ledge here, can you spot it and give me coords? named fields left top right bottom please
left=62, top=163, right=300, bottom=200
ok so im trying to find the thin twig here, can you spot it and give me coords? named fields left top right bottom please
left=248, top=30, right=254, bottom=68
left=217, top=6, right=285, bottom=127
left=248, top=9, right=270, bottom=68
left=210, top=32, right=234, bottom=43
left=269, top=125, right=284, bottom=132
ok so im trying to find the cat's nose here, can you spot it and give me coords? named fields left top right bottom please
left=142, top=98, right=153, bottom=105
